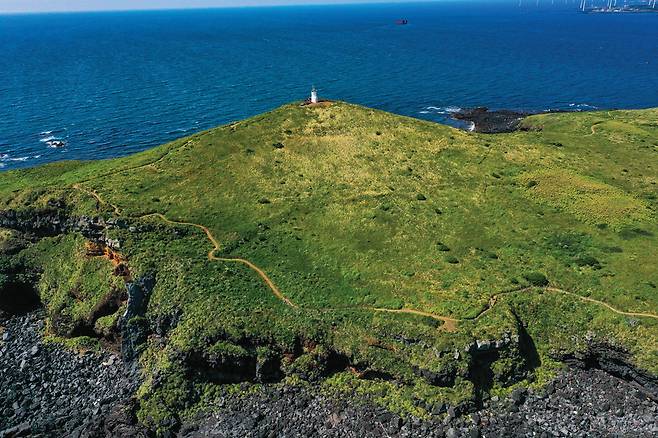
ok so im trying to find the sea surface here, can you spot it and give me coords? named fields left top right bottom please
left=1, top=1, right=657, bottom=170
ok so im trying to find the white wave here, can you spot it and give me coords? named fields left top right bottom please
left=40, top=136, right=58, bottom=143
left=467, top=122, right=476, bottom=132
left=443, top=106, right=463, bottom=114
left=0, top=154, right=31, bottom=162
left=423, top=106, right=463, bottom=115
left=40, top=130, right=53, bottom=135
left=419, top=110, right=430, bottom=114
left=568, top=103, right=599, bottom=110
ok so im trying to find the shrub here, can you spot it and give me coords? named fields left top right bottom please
left=575, top=255, right=601, bottom=270
left=445, top=256, right=459, bottom=264
left=436, top=242, right=450, bottom=252
left=273, top=142, right=284, bottom=149
left=619, top=227, right=653, bottom=240
left=258, top=198, right=271, bottom=204
left=523, top=272, right=549, bottom=287
left=547, top=232, right=589, bottom=257
left=416, top=194, right=427, bottom=201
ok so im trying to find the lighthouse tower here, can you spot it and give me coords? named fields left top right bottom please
left=310, top=86, right=318, bottom=104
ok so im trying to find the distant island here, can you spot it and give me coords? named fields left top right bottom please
left=585, top=5, right=658, bottom=13
left=1, top=102, right=657, bottom=437
left=581, top=0, right=658, bottom=13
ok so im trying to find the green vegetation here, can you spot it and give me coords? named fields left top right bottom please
left=519, top=169, right=649, bottom=229
left=523, top=272, right=549, bottom=287
left=17, top=234, right=126, bottom=337
left=0, top=102, right=656, bottom=431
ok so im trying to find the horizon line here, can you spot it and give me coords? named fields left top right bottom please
left=0, top=0, right=449, bottom=16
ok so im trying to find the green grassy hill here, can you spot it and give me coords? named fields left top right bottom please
left=1, top=102, right=657, bottom=430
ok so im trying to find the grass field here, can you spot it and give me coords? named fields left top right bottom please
left=0, top=102, right=656, bottom=429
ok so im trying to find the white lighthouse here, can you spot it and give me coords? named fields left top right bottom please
left=310, top=86, right=318, bottom=104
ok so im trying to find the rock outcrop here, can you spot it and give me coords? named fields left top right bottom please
left=0, top=311, right=141, bottom=437
left=178, top=366, right=658, bottom=438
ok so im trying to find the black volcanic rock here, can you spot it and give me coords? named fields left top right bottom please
left=453, top=107, right=531, bottom=133
left=176, top=366, right=658, bottom=438
left=1, top=311, right=658, bottom=437
left=478, top=367, right=658, bottom=437
left=0, top=311, right=141, bottom=437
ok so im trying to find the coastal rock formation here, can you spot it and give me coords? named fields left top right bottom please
left=0, top=311, right=141, bottom=437
left=557, top=341, right=658, bottom=401
left=452, top=107, right=531, bottom=133
left=2, top=310, right=657, bottom=437
left=178, top=367, right=658, bottom=438
left=478, top=368, right=658, bottom=437
left=0, top=207, right=105, bottom=239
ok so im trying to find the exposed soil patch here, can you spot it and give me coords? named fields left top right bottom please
left=300, top=100, right=334, bottom=108
left=85, top=241, right=132, bottom=281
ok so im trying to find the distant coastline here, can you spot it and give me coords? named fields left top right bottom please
left=583, top=5, right=658, bottom=13
left=449, top=106, right=600, bottom=134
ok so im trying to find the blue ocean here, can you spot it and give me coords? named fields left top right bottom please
left=1, top=1, right=657, bottom=170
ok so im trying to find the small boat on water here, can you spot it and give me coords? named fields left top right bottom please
left=395, top=19, right=409, bottom=25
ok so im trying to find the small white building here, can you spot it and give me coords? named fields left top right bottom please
left=310, top=86, right=318, bottom=104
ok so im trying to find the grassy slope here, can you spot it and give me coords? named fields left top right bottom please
left=1, top=102, right=656, bottom=426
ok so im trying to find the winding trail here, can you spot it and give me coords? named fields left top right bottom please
left=369, top=308, right=459, bottom=332
left=70, top=184, right=658, bottom=331
left=587, top=112, right=614, bottom=136
left=72, top=183, right=296, bottom=308
left=545, top=287, right=658, bottom=320
left=465, top=286, right=658, bottom=323
left=72, top=184, right=121, bottom=216
left=140, top=213, right=297, bottom=308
